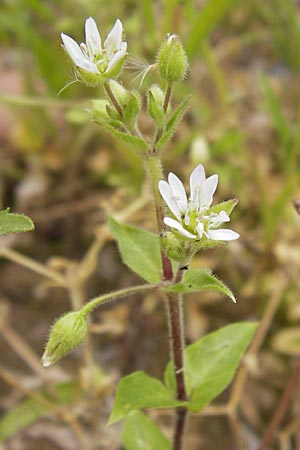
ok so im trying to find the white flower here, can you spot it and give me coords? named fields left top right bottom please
left=158, top=164, right=239, bottom=241
left=61, top=17, right=127, bottom=85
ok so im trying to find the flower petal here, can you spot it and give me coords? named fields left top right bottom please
left=106, top=43, right=127, bottom=73
left=189, top=164, right=205, bottom=204
left=61, top=33, right=86, bottom=64
left=200, top=174, right=218, bottom=209
left=61, top=33, right=99, bottom=73
left=164, top=217, right=196, bottom=239
left=206, top=229, right=240, bottom=241
left=158, top=180, right=181, bottom=220
left=85, top=17, right=102, bottom=59
left=209, top=210, right=230, bottom=227
left=104, top=19, right=123, bottom=56
left=196, top=222, right=204, bottom=238
left=168, top=173, right=188, bottom=213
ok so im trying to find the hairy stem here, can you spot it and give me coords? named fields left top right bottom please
left=163, top=82, right=172, bottom=113
left=145, top=154, right=188, bottom=450
left=81, top=283, right=158, bottom=316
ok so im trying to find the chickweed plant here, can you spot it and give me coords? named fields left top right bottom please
left=42, top=17, right=257, bottom=450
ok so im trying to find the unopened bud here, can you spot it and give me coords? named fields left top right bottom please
left=90, top=99, right=110, bottom=122
left=42, top=311, right=88, bottom=367
left=123, top=90, right=141, bottom=129
left=157, top=34, right=188, bottom=82
left=147, top=84, right=165, bottom=124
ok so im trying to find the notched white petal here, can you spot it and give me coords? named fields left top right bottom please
left=206, top=229, right=240, bottom=241
left=164, top=217, right=196, bottom=239
left=107, top=46, right=127, bottom=73
left=85, top=17, right=102, bottom=58
left=168, top=173, right=188, bottom=212
left=104, top=19, right=123, bottom=56
left=196, top=222, right=204, bottom=238
left=189, top=164, right=205, bottom=202
left=200, top=174, right=218, bottom=208
left=61, top=33, right=85, bottom=64
left=159, top=180, right=181, bottom=220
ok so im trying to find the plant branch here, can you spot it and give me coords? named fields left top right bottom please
left=81, top=283, right=158, bottom=316
left=145, top=154, right=188, bottom=450
left=163, top=82, right=172, bottom=113
left=104, top=81, right=123, bottom=117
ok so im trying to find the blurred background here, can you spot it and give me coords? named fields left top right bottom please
left=1, top=0, right=300, bottom=449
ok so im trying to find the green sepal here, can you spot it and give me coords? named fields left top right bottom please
left=109, top=217, right=162, bottom=283
left=164, top=322, right=258, bottom=412
left=100, top=123, right=148, bottom=152
left=122, top=411, right=171, bottom=450
left=209, top=198, right=238, bottom=216
left=147, top=90, right=165, bottom=126
left=163, top=268, right=236, bottom=302
left=155, top=95, right=190, bottom=150
left=108, top=371, right=185, bottom=425
left=123, top=90, right=142, bottom=129
left=0, top=208, right=34, bottom=236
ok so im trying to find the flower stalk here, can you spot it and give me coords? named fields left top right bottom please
left=104, top=81, right=124, bottom=117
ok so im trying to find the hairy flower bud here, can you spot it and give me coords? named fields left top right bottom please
left=157, top=34, right=188, bottom=83
left=42, top=311, right=88, bottom=367
left=90, top=99, right=110, bottom=122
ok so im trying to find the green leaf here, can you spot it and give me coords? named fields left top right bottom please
left=109, top=371, right=184, bottom=424
left=155, top=96, right=190, bottom=150
left=0, top=208, right=34, bottom=236
left=109, top=217, right=162, bottom=283
left=209, top=198, right=238, bottom=216
left=164, top=322, right=257, bottom=412
left=163, top=268, right=236, bottom=302
left=122, top=411, right=171, bottom=450
left=0, top=381, right=80, bottom=442
left=100, top=123, right=148, bottom=152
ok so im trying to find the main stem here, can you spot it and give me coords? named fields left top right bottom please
left=146, top=155, right=188, bottom=450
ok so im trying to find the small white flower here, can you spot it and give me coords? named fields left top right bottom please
left=158, top=164, right=239, bottom=241
left=61, top=17, right=127, bottom=85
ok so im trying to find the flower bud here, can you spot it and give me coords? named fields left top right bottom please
left=149, top=84, right=165, bottom=107
left=90, top=99, right=110, bottom=122
left=123, top=90, right=141, bottom=129
left=147, top=84, right=172, bottom=125
left=42, top=311, right=88, bottom=367
left=157, top=34, right=188, bottom=83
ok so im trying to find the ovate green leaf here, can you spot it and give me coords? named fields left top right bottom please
left=109, top=217, right=162, bottom=283
left=163, top=268, right=236, bottom=302
left=164, top=322, right=257, bottom=412
left=109, top=371, right=184, bottom=424
left=122, top=411, right=171, bottom=450
left=0, top=209, right=34, bottom=236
